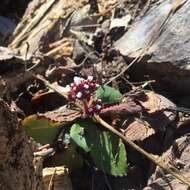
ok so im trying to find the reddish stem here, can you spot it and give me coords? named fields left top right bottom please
left=82, top=100, right=89, bottom=118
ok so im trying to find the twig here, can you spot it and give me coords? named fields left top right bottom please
left=48, top=168, right=56, bottom=190
left=72, top=24, right=101, bottom=29
left=105, top=56, right=140, bottom=85
left=94, top=115, right=190, bottom=187
left=35, top=74, right=68, bottom=99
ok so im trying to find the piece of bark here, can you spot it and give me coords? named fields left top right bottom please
left=0, top=99, right=43, bottom=190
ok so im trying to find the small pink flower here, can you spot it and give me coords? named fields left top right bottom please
left=76, top=91, right=83, bottom=99
left=66, top=76, right=102, bottom=117
left=88, top=76, right=93, bottom=81
left=96, top=104, right=102, bottom=110
left=88, top=108, right=93, bottom=113
left=84, top=84, right=89, bottom=89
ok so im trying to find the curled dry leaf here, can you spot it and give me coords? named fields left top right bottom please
left=139, top=91, right=177, bottom=127
left=22, top=105, right=81, bottom=145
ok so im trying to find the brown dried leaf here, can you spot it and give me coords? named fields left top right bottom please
left=100, top=101, right=143, bottom=118
left=124, top=119, right=155, bottom=141
left=139, top=91, right=177, bottom=124
left=140, top=91, right=176, bottom=114
left=38, top=105, right=81, bottom=123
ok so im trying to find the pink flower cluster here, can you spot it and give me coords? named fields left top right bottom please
left=66, top=76, right=98, bottom=101
left=87, top=99, right=102, bottom=116
left=66, top=76, right=102, bottom=117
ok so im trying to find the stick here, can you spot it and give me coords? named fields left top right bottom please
left=48, top=168, right=56, bottom=190
left=35, top=74, right=68, bottom=99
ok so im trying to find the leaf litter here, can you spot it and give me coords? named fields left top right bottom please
left=1, top=0, right=190, bottom=189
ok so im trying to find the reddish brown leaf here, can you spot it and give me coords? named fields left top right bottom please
left=100, top=101, right=143, bottom=118
left=38, top=106, right=81, bottom=124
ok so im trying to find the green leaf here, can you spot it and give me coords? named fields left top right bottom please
left=22, top=115, right=62, bottom=145
left=70, top=123, right=90, bottom=152
left=95, top=85, right=122, bottom=104
left=70, top=119, right=128, bottom=176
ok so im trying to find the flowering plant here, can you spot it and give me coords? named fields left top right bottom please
left=67, top=76, right=128, bottom=176
left=23, top=75, right=128, bottom=176
left=66, top=76, right=103, bottom=117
